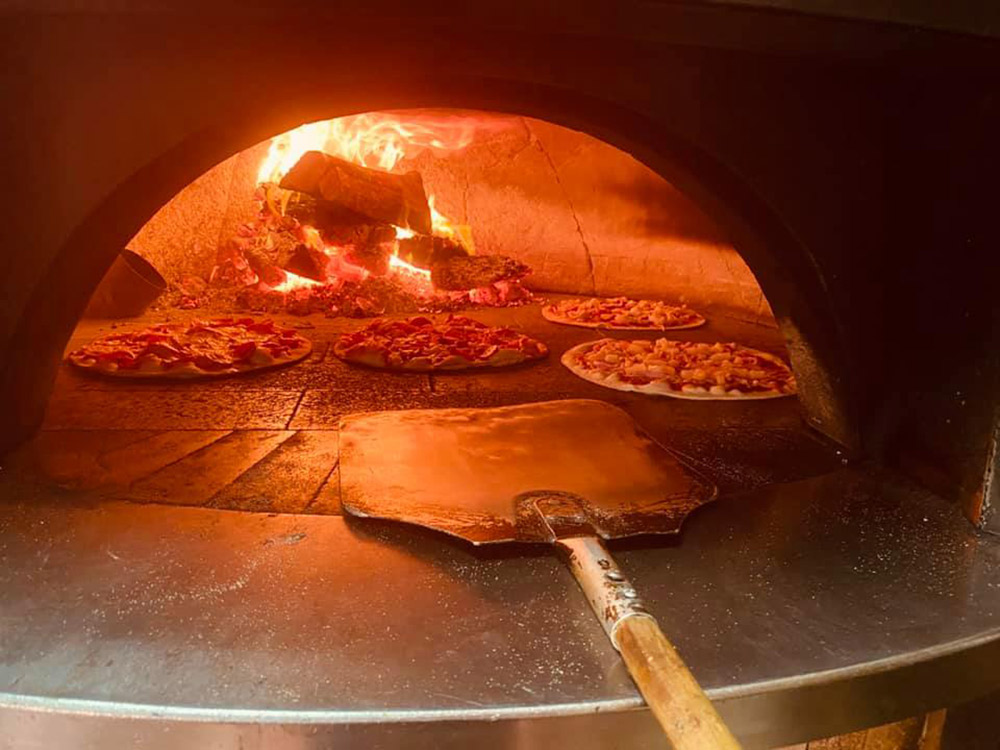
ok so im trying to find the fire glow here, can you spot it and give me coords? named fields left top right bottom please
left=387, top=254, right=434, bottom=295
left=299, top=210, right=433, bottom=292
left=256, top=112, right=476, bottom=250
left=202, top=110, right=531, bottom=318
left=256, top=112, right=479, bottom=296
left=304, top=218, right=433, bottom=294
left=256, top=112, right=483, bottom=184
left=270, top=270, right=324, bottom=294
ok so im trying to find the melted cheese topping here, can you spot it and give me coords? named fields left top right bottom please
left=551, top=297, right=703, bottom=328
left=574, top=338, right=796, bottom=395
left=336, top=315, right=547, bottom=369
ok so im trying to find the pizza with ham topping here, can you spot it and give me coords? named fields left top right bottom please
left=561, top=338, right=796, bottom=400
left=67, top=318, right=312, bottom=378
left=334, top=315, right=548, bottom=371
left=542, top=297, right=705, bottom=331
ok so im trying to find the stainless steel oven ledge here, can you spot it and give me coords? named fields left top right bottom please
left=1, top=465, right=998, bottom=749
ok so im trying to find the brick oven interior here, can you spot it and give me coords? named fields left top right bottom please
left=5, top=110, right=841, bottom=514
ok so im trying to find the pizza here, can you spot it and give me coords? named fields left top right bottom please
left=542, top=296, right=705, bottom=331
left=67, top=318, right=312, bottom=379
left=561, top=338, right=796, bottom=400
left=334, top=315, right=548, bottom=371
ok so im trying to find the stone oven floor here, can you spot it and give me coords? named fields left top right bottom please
left=4, top=301, right=843, bottom=514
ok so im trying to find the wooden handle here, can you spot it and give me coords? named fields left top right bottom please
left=616, top=615, right=741, bottom=750
left=557, top=537, right=740, bottom=750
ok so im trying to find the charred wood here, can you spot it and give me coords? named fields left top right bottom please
left=269, top=228, right=304, bottom=268
left=285, top=190, right=397, bottom=255
left=431, top=255, right=531, bottom=291
left=280, top=151, right=432, bottom=234
left=284, top=243, right=330, bottom=282
left=346, top=240, right=393, bottom=276
left=285, top=192, right=374, bottom=239
left=244, top=248, right=287, bottom=287
left=397, top=235, right=469, bottom=269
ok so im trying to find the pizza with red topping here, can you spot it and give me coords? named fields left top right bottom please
left=334, top=315, right=548, bottom=371
left=561, top=338, right=796, bottom=400
left=542, top=296, right=705, bottom=331
left=67, top=318, right=312, bottom=379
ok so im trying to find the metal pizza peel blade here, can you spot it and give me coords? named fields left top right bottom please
left=337, top=399, right=741, bottom=749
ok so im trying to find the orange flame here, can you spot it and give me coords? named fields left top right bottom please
left=257, top=112, right=484, bottom=184
left=427, top=195, right=474, bottom=251
left=257, top=111, right=492, bottom=294
left=300, top=225, right=325, bottom=250
left=270, top=270, right=324, bottom=294
left=300, top=225, right=371, bottom=284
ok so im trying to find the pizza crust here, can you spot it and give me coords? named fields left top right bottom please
left=68, top=345, right=311, bottom=379
left=334, top=341, right=542, bottom=372
left=542, top=298, right=706, bottom=331
left=560, top=340, right=795, bottom=401
left=67, top=320, right=312, bottom=380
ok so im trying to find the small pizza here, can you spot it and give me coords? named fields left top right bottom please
left=334, top=315, right=548, bottom=371
left=542, top=297, right=705, bottom=331
left=67, top=318, right=312, bottom=379
left=561, top=338, right=796, bottom=400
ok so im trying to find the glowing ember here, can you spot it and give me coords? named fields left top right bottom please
left=269, top=270, right=323, bottom=294
left=300, top=225, right=326, bottom=251
left=326, top=252, right=371, bottom=284
left=388, top=254, right=434, bottom=296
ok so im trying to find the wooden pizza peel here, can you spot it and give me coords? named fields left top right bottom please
left=337, top=399, right=741, bottom=750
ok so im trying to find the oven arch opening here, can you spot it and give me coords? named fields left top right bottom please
left=0, top=92, right=852, bottom=460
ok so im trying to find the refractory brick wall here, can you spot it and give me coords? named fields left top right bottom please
left=128, top=111, right=775, bottom=325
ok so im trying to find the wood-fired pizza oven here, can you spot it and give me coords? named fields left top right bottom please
left=1, top=3, right=999, bottom=749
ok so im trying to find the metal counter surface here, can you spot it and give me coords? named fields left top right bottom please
left=1, top=465, right=999, bottom=749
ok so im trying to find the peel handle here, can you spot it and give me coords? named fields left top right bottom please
left=558, top=536, right=742, bottom=750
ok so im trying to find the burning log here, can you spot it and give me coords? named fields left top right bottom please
left=431, top=255, right=531, bottom=291
left=397, top=235, right=469, bottom=269
left=245, top=248, right=287, bottom=287
left=269, top=227, right=304, bottom=267
left=279, top=151, right=432, bottom=234
left=283, top=243, right=330, bottom=282
left=285, top=192, right=382, bottom=243
left=345, top=240, right=393, bottom=276
left=285, top=190, right=399, bottom=269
